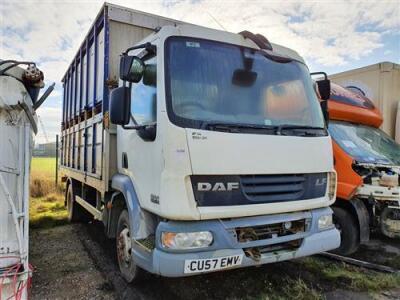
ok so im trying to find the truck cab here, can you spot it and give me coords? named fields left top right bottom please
left=60, top=4, right=339, bottom=281
left=327, top=83, right=400, bottom=255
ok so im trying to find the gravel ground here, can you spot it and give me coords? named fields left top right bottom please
left=30, top=225, right=115, bottom=300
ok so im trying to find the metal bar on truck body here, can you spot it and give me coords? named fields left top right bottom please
left=69, top=67, right=73, bottom=122
left=60, top=167, right=105, bottom=192
left=81, top=49, right=87, bottom=113
left=72, top=61, right=77, bottom=167
left=93, top=24, right=97, bottom=105
left=62, top=82, right=66, bottom=124
left=65, top=72, right=69, bottom=125
left=84, top=36, right=89, bottom=173
left=75, top=195, right=102, bottom=220
left=92, top=123, right=97, bottom=174
left=72, top=126, right=75, bottom=168
left=79, top=48, right=83, bottom=115
left=75, top=53, right=81, bottom=117
left=85, top=37, right=89, bottom=110
left=91, top=24, right=98, bottom=175
left=87, top=33, right=95, bottom=109
left=72, top=60, right=76, bottom=120
left=74, top=57, right=78, bottom=118
left=103, top=8, right=109, bottom=113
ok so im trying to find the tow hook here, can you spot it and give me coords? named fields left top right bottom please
left=244, top=248, right=261, bottom=261
left=238, top=227, right=261, bottom=262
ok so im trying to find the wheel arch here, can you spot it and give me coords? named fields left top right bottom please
left=109, top=174, right=156, bottom=240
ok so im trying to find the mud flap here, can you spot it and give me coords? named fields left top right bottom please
left=350, top=198, right=370, bottom=244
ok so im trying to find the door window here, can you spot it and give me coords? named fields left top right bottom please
left=130, top=56, right=157, bottom=125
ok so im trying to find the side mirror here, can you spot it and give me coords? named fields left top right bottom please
left=316, top=79, right=331, bottom=101
left=310, top=72, right=331, bottom=101
left=310, top=72, right=330, bottom=125
left=110, top=86, right=130, bottom=125
left=119, top=55, right=145, bottom=83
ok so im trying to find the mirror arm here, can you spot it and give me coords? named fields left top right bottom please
left=310, top=71, right=328, bottom=80
left=122, top=124, right=146, bottom=130
left=123, top=42, right=156, bottom=55
left=122, top=122, right=156, bottom=131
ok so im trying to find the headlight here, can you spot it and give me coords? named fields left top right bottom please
left=328, top=171, right=337, bottom=200
left=318, top=215, right=333, bottom=230
left=161, top=231, right=213, bottom=249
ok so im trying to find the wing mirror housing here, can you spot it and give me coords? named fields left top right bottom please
left=311, top=72, right=331, bottom=101
left=311, top=72, right=331, bottom=125
left=316, top=79, right=331, bottom=100
left=119, top=55, right=145, bottom=83
left=110, top=86, right=131, bottom=125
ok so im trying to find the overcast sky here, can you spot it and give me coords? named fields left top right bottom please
left=1, top=0, right=399, bottom=143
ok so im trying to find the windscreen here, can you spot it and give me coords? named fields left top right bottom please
left=329, top=121, right=400, bottom=165
left=165, top=37, right=325, bottom=132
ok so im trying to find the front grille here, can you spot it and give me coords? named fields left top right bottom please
left=236, top=219, right=307, bottom=243
left=241, top=173, right=326, bottom=203
left=191, top=173, right=327, bottom=206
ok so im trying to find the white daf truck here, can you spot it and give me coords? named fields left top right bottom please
left=60, top=3, right=339, bottom=281
left=0, top=60, right=52, bottom=299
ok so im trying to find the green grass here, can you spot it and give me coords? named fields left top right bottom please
left=30, top=157, right=67, bottom=229
left=299, top=257, right=400, bottom=292
left=31, top=157, right=57, bottom=178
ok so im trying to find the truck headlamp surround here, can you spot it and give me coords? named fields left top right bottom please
left=318, top=215, right=333, bottom=230
left=161, top=231, right=213, bottom=249
left=328, top=171, right=337, bottom=200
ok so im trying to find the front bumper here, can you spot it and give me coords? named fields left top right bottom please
left=134, top=207, right=340, bottom=277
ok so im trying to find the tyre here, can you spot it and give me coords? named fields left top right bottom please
left=116, top=209, right=146, bottom=283
left=331, top=207, right=360, bottom=255
left=66, top=183, right=92, bottom=223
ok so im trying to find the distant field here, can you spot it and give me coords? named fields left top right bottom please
left=31, top=157, right=56, bottom=178
left=30, top=157, right=67, bottom=229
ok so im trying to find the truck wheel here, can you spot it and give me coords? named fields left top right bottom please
left=116, top=210, right=146, bottom=283
left=66, top=183, right=91, bottom=223
left=332, top=207, right=360, bottom=255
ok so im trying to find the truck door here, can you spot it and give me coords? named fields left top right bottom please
left=118, top=55, right=162, bottom=210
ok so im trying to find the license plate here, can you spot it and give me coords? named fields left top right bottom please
left=184, top=254, right=243, bottom=274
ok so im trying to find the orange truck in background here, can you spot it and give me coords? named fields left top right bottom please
left=327, top=83, right=400, bottom=255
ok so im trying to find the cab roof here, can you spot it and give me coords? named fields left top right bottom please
left=328, top=82, right=383, bottom=128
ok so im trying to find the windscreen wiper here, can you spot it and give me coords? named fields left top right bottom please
left=201, top=122, right=277, bottom=133
left=276, top=124, right=327, bottom=136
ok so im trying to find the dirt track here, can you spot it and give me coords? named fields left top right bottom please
left=30, top=225, right=115, bottom=300
left=30, top=222, right=400, bottom=300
